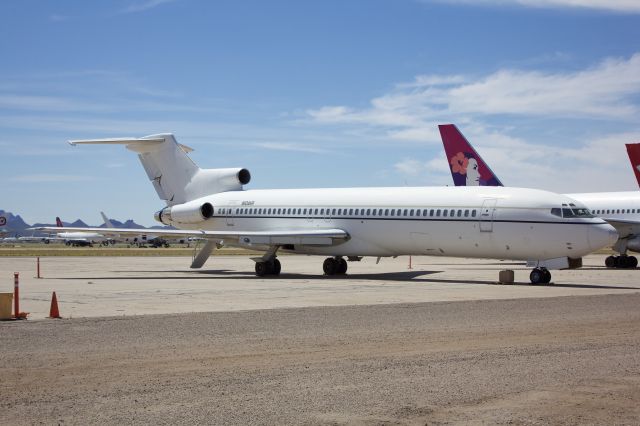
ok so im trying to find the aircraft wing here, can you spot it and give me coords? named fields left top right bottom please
left=602, top=218, right=640, bottom=239
left=29, top=226, right=349, bottom=246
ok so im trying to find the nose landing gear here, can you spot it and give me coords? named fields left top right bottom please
left=530, top=267, right=551, bottom=284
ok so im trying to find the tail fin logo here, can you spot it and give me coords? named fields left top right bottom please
left=55, top=217, right=63, bottom=228
left=625, top=143, right=640, bottom=188
left=439, top=124, right=503, bottom=187
left=450, top=152, right=481, bottom=186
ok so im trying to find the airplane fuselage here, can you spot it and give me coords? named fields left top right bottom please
left=175, top=186, right=616, bottom=262
left=567, top=191, right=640, bottom=252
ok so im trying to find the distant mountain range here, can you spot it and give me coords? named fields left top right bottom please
left=0, top=209, right=170, bottom=237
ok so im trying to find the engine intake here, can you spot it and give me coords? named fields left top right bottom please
left=155, top=200, right=214, bottom=225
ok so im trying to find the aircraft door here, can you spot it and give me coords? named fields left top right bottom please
left=479, top=199, right=497, bottom=232
left=226, top=202, right=240, bottom=227
left=226, top=208, right=234, bottom=226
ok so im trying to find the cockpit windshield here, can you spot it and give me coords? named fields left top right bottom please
left=551, top=203, right=594, bottom=218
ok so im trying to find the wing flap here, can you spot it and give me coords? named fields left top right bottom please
left=30, top=226, right=349, bottom=246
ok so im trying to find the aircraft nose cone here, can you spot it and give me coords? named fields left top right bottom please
left=588, top=223, right=619, bottom=251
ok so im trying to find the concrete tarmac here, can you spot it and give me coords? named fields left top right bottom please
left=1, top=253, right=639, bottom=424
left=0, top=253, right=638, bottom=319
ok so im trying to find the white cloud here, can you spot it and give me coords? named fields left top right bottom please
left=303, top=54, right=640, bottom=192
left=447, top=55, right=640, bottom=118
left=394, top=158, right=427, bottom=177
left=306, top=53, right=640, bottom=133
left=9, top=174, right=94, bottom=183
left=120, top=0, right=177, bottom=14
left=253, top=142, right=329, bottom=154
left=434, top=0, right=640, bottom=13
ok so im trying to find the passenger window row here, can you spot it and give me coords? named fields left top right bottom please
left=593, top=208, right=638, bottom=215
left=215, top=207, right=478, bottom=219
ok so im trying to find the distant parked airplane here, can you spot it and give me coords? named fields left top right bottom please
left=439, top=124, right=640, bottom=268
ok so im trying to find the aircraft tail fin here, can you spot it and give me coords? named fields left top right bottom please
left=625, top=143, right=640, bottom=188
left=438, top=124, right=503, bottom=187
left=101, top=212, right=115, bottom=228
left=55, top=217, right=63, bottom=228
left=69, top=134, right=251, bottom=205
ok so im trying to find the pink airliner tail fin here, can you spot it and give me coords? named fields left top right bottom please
left=438, top=124, right=503, bottom=187
left=55, top=217, right=63, bottom=228
left=626, top=143, right=640, bottom=188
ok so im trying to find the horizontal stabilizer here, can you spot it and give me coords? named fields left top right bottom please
left=68, top=136, right=194, bottom=153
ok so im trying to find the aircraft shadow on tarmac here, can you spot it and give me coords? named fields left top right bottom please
left=60, top=269, right=640, bottom=289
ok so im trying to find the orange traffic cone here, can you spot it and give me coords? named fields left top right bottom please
left=49, top=291, right=61, bottom=319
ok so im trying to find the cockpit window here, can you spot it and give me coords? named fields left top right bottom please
left=553, top=205, right=594, bottom=218
left=572, top=207, right=593, bottom=217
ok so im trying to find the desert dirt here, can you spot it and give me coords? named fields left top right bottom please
left=2, top=293, right=640, bottom=425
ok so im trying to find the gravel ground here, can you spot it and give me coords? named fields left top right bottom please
left=1, top=293, right=640, bottom=425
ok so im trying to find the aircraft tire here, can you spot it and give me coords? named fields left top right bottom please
left=272, top=259, right=281, bottom=275
left=337, top=258, right=347, bottom=274
left=255, top=261, right=269, bottom=277
left=605, top=256, right=616, bottom=268
left=529, top=268, right=544, bottom=285
left=541, top=268, right=552, bottom=284
left=323, top=258, right=337, bottom=275
left=629, top=256, right=638, bottom=268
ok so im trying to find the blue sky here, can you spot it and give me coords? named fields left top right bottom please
left=2, top=0, right=640, bottom=226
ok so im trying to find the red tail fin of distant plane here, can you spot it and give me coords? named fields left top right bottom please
left=55, top=217, right=63, bottom=228
left=626, top=143, right=640, bottom=188
left=438, top=124, right=503, bottom=187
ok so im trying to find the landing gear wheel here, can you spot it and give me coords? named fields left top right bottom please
left=272, top=259, right=281, bottom=275
left=607, top=255, right=639, bottom=268
left=255, top=261, right=269, bottom=277
left=337, top=258, right=348, bottom=274
left=530, top=268, right=546, bottom=285
left=541, top=268, right=552, bottom=284
left=255, top=259, right=281, bottom=277
left=323, top=258, right=337, bottom=275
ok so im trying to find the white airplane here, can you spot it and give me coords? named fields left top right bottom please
left=48, top=216, right=112, bottom=246
left=439, top=124, right=640, bottom=269
left=100, top=211, right=177, bottom=247
left=32, top=134, right=617, bottom=284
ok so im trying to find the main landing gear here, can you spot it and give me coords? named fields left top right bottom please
left=605, top=255, right=638, bottom=269
left=255, top=258, right=281, bottom=277
left=323, top=257, right=348, bottom=275
left=530, top=267, right=551, bottom=285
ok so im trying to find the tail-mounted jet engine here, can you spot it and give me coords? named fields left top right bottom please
left=155, top=199, right=214, bottom=225
left=154, top=167, right=251, bottom=225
